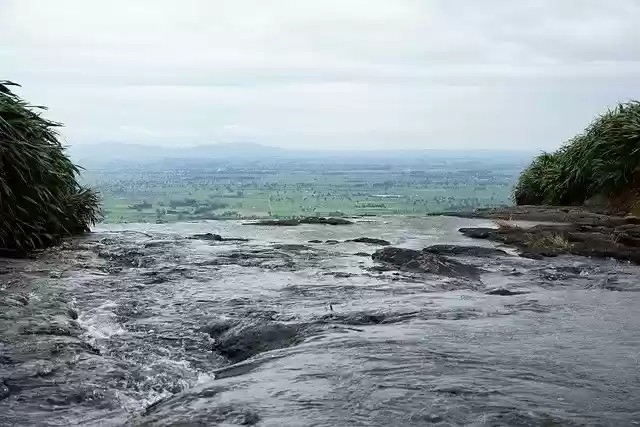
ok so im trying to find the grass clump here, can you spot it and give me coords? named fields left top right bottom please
left=0, top=80, right=100, bottom=252
left=514, top=101, right=640, bottom=207
left=525, top=233, right=572, bottom=251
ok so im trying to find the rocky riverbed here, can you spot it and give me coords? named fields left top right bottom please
left=1, top=216, right=640, bottom=426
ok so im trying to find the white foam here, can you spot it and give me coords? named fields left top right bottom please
left=78, top=301, right=126, bottom=340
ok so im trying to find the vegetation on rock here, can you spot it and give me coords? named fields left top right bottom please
left=514, top=101, right=640, bottom=209
left=0, top=81, right=100, bottom=251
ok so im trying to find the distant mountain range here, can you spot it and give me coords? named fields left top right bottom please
left=68, top=141, right=535, bottom=166
left=67, top=142, right=286, bottom=162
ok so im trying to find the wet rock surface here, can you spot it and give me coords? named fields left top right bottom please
left=443, top=205, right=640, bottom=264
left=248, top=217, right=353, bottom=226
left=460, top=220, right=640, bottom=264
left=423, top=244, right=509, bottom=257
left=354, top=252, right=371, bottom=257
left=485, top=288, right=530, bottom=296
left=372, top=247, right=483, bottom=279
left=345, top=237, right=391, bottom=246
left=1, top=217, right=640, bottom=426
left=210, top=321, right=311, bottom=363
left=437, top=204, right=617, bottom=223
left=189, top=233, right=249, bottom=242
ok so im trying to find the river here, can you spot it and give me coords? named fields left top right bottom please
left=1, top=216, right=639, bottom=426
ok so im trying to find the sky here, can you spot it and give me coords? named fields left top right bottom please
left=1, top=0, right=639, bottom=151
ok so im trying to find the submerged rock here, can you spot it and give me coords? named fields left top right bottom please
left=486, top=288, right=529, bottom=296
left=211, top=321, right=308, bottom=363
left=519, top=248, right=560, bottom=260
left=19, top=320, right=82, bottom=337
left=67, top=308, right=79, bottom=320
left=200, top=320, right=235, bottom=338
left=248, top=217, right=353, bottom=226
left=249, top=219, right=300, bottom=226
left=206, top=250, right=296, bottom=270
left=96, top=247, right=156, bottom=268
left=141, top=399, right=261, bottom=426
left=0, top=381, right=9, bottom=400
left=423, top=245, right=508, bottom=257
left=323, top=271, right=355, bottom=278
left=301, top=217, right=353, bottom=225
left=192, top=233, right=222, bottom=240
left=459, top=227, right=496, bottom=239
left=368, top=265, right=394, bottom=272
left=6, top=293, right=29, bottom=307
left=346, top=237, right=391, bottom=246
left=190, top=233, right=249, bottom=242
left=371, top=247, right=482, bottom=279
left=272, top=244, right=311, bottom=251
left=319, top=312, right=387, bottom=325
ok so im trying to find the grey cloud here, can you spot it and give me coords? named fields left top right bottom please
left=1, top=0, right=639, bottom=150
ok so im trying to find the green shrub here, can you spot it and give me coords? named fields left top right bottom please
left=514, top=101, right=640, bottom=206
left=0, top=80, right=100, bottom=251
left=525, top=233, right=572, bottom=251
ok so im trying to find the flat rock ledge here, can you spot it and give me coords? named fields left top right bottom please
left=458, top=215, right=640, bottom=264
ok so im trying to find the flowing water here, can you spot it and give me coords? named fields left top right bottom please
left=1, top=217, right=639, bottom=426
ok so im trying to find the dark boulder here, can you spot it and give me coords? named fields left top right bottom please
left=211, top=321, right=307, bottom=363
left=200, top=320, right=235, bottom=338
left=319, top=312, right=387, bottom=325
left=250, top=219, right=300, bottom=226
left=519, top=248, right=560, bottom=260
left=368, top=265, right=394, bottom=272
left=347, top=237, right=391, bottom=246
left=486, top=288, right=529, bottom=296
left=249, top=217, right=353, bottom=226
left=459, top=227, right=496, bottom=239
left=301, top=217, right=353, bottom=225
left=190, top=233, right=248, bottom=242
left=372, top=247, right=482, bottom=279
left=423, top=245, right=508, bottom=257
left=191, top=233, right=223, bottom=241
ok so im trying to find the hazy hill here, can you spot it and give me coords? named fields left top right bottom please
left=67, top=142, right=286, bottom=164
left=69, top=142, right=535, bottom=168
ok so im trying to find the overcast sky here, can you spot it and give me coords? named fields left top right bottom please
left=1, top=0, right=639, bottom=150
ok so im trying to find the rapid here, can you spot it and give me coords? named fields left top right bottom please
left=1, top=217, right=639, bottom=426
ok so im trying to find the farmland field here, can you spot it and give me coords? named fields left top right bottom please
left=80, top=152, right=530, bottom=223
